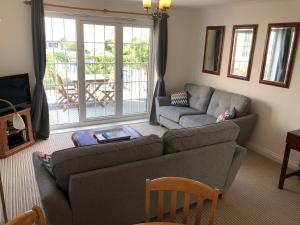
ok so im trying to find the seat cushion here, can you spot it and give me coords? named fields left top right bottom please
left=50, top=135, right=163, bottom=192
left=184, top=83, right=214, bottom=113
left=179, top=114, right=217, bottom=128
left=159, top=106, right=202, bottom=122
left=207, top=90, right=250, bottom=118
left=160, top=116, right=183, bottom=129
left=162, top=121, right=240, bottom=154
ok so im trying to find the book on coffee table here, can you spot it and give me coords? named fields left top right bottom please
left=94, top=128, right=131, bottom=143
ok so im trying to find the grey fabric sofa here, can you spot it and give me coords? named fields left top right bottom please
left=156, top=83, right=257, bottom=145
left=33, top=121, right=247, bottom=225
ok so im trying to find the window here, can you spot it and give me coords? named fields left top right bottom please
left=44, top=14, right=153, bottom=128
left=44, top=17, right=79, bottom=125
left=228, top=25, right=258, bottom=80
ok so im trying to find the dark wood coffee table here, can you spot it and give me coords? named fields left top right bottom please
left=71, top=125, right=142, bottom=147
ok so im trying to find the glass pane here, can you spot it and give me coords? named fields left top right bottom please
left=45, top=17, right=53, bottom=41
left=123, top=26, right=150, bottom=115
left=263, top=27, right=295, bottom=83
left=52, top=18, right=64, bottom=41
left=123, top=27, right=132, bottom=43
left=64, top=19, right=76, bottom=42
left=44, top=17, right=79, bottom=126
left=84, top=24, right=95, bottom=42
left=230, top=28, right=254, bottom=77
left=95, top=25, right=105, bottom=43
left=84, top=24, right=116, bottom=119
left=105, top=26, right=115, bottom=42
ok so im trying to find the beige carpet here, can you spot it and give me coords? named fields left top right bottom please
left=0, top=122, right=299, bottom=225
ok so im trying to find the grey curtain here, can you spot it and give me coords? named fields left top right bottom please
left=275, top=28, right=292, bottom=82
left=31, top=0, right=50, bottom=139
left=149, top=13, right=169, bottom=125
left=213, top=30, right=222, bottom=71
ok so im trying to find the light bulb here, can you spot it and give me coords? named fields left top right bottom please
left=159, top=0, right=165, bottom=10
left=143, top=0, right=151, bottom=9
left=163, top=0, right=171, bottom=9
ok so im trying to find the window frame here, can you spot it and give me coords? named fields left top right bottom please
left=227, top=24, right=258, bottom=81
left=259, top=22, right=300, bottom=88
left=44, top=11, right=154, bottom=129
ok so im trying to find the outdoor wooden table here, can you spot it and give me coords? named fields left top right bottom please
left=71, top=75, right=109, bottom=103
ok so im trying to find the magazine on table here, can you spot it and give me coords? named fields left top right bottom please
left=94, top=128, right=131, bottom=143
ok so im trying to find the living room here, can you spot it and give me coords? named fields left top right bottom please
left=0, top=0, right=299, bottom=225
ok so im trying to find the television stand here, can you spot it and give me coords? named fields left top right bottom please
left=0, top=108, right=35, bottom=158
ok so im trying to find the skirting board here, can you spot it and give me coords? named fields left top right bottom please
left=247, top=142, right=299, bottom=170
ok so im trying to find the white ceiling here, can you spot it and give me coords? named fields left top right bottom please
left=128, top=0, right=259, bottom=8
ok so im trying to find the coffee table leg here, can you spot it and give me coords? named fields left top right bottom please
left=278, top=145, right=291, bottom=189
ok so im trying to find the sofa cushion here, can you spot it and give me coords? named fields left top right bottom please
left=159, top=106, right=202, bottom=122
left=162, top=121, right=240, bottom=154
left=184, top=83, right=214, bottom=113
left=37, top=152, right=53, bottom=175
left=216, top=108, right=236, bottom=123
left=170, top=90, right=189, bottom=107
left=179, top=114, right=217, bottom=128
left=50, top=135, right=163, bottom=192
left=207, top=90, right=250, bottom=118
left=160, top=116, right=183, bottom=129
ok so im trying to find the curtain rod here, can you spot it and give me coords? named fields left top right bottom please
left=23, top=0, right=151, bottom=17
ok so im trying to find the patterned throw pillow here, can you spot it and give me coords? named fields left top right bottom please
left=216, top=108, right=236, bottom=123
left=38, top=152, right=53, bottom=175
left=170, top=90, right=189, bottom=107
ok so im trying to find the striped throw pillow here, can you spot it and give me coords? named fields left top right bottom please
left=170, top=90, right=189, bottom=107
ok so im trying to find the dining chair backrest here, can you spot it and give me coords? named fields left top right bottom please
left=5, top=206, right=46, bottom=225
left=49, top=72, right=68, bottom=96
left=145, top=177, right=219, bottom=225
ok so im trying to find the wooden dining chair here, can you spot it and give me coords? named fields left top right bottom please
left=141, top=177, right=219, bottom=225
left=99, top=81, right=115, bottom=107
left=49, top=71, right=79, bottom=111
left=5, top=205, right=46, bottom=225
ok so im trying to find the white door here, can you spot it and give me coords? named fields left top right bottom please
left=81, top=22, right=117, bottom=120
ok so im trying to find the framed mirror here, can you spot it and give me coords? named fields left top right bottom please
left=202, top=26, right=225, bottom=75
left=260, top=23, right=300, bottom=88
left=228, top=25, right=258, bottom=80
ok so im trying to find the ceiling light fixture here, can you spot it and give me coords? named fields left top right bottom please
left=143, top=0, right=172, bottom=16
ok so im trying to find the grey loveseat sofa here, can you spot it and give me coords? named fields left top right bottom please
left=155, top=83, right=257, bottom=146
left=33, top=121, right=247, bottom=225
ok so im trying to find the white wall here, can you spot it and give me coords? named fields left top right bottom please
left=0, top=0, right=194, bottom=94
left=0, top=0, right=34, bottom=91
left=191, top=0, right=300, bottom=166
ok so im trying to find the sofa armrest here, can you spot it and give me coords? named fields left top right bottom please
left=155, top=96, right=171, bottom=123
left=32, top=153, right=72, bottom=225
left=223, top=145, right=247, bottom=193
left=156, top=96, right=171, bottom=107
left=232, top=114, right=257, bottom=146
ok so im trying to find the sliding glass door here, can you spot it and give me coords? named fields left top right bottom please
left=123, top=26, right=151, bottom=115
left=83, top=23, right=116, bottom=119
left=44, top=15, right=152, bottom=128
left=44, top=16, right=79, bottom=125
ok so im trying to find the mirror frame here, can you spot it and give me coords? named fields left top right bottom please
left=202, top=26, right=225, bottom=75
left=227, top=24, right=258, bottom=81
left=260, top=22, right=300, bottom=88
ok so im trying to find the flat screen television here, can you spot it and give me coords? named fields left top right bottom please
left=0, top=74, right=31, bottom=115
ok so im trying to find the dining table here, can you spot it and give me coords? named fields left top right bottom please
left=71, top=74, right=110, bottom=103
